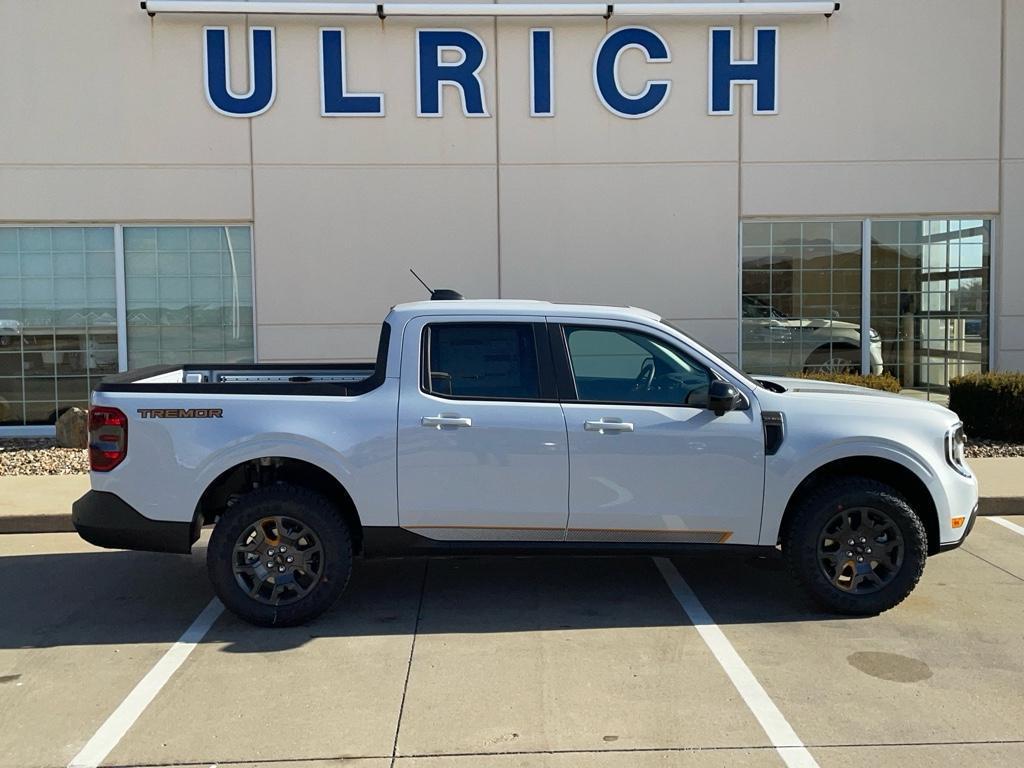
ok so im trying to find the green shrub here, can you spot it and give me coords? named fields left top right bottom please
left=782, top=371, right=902, bottom=393
left=949, top=372, right=1024, bottom=440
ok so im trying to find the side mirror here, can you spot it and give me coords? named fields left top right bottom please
left=708, top=380, right=743, bottom=416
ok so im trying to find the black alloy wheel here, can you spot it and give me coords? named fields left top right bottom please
left=817, top=506, right=904, bottom=594
left=208, top=484, right=353, bottom=627
left=232, top=515, right=325, bottom=606
left=785, top=477, right=927, bottom=615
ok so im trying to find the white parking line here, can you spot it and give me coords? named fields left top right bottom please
left=653, top=557, right=819, bottom=768
left=986, top=516, right=1024, bottom=537
left=67, top=598, right=224, bottom=768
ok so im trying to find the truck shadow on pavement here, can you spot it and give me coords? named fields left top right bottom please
left=1, top=545, right=868, bottom=652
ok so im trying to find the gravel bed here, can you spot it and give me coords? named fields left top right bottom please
left=0, top=436, right=1022, bottom=477
left=965, top=439, right=1024, bottom=459
left=0, top=439, right=89, bottom=476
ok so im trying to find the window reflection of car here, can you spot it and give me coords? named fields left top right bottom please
left=0, top=319, right=21, bottom=348
left=742, top=296, right=883, bottom=375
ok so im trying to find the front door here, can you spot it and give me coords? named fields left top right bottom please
left=556, top=321, right=766, bottom=545
left=397, top=317, right=569, bottom=541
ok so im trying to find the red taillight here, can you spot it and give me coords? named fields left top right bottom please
left=89, top=406, right=128, bottom=472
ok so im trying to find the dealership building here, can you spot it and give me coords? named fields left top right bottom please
left=0, top=0, right=1021, bottom=433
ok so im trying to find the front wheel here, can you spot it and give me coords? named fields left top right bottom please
left=784, top=477, right=927, bottom=615
left=207, top=484, right=353, bottom=627
left=804, top=346, right=859, bottom=375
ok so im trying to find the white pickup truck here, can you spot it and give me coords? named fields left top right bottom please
left=73, top=299, right=978, bottom=626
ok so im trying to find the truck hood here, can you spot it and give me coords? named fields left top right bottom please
left=757, top=376, right=901, bottom=398
left=770, top=318, right=860, bottom=331
left=755, top=376, right=956, bottom=418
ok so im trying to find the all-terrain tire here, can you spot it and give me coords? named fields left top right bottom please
left=207, top=484, right=353, bottom=627
left=784, top=477, right=927, bottom=615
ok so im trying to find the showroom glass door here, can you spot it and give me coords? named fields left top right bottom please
left=870, top=220, right=990, bottom=397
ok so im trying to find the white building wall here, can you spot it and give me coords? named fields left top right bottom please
left=0, top=0, right=1017, bottom=369
left=999, top=0, right=1024, bottom=371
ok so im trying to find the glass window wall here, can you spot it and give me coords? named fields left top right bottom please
left=0, top=227, right=117, bottom=426
left=0, top=224, right=254, bottom=428
left=124, top=226, right=254, bottom=368
left=741, top=218, right=992, bottom=399
left=741, top=221, right=865, bottom=376
left=870, top=220, right=990, bottom=395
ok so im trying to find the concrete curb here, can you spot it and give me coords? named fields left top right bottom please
left=0, top=514, right=77, bottom=535
left=978, top=497, right=1024, bottom=517
left=0, top=501, right=1020, bottom=536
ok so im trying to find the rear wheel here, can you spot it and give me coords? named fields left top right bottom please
left=207, top=484, right=352, bottom=627
left=784, top=477, right=927, bottom=615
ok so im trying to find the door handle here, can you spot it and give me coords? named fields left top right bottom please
left=584, top=419, right=634, bottom=433
left=421, top=415, right=472, bottom=429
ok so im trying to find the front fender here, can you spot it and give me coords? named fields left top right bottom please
left=759, top=437, right=940, bottom=546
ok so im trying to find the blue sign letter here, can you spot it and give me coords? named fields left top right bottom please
left=530, top=28, right=554, bottom=117
left=204, top=27, right=276, bottom=118
left=593, top=27, right=671, bottom=119
left=708, top=27, right=778, bottom=115
left=416, top=29, right=489, bottom=117
left=320, top=29, right=384, bottom=116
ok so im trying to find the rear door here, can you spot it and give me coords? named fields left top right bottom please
left=554, top=319, right=766, bottom=545
left=397, top=315, right=569, bottom=541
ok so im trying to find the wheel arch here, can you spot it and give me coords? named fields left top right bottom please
left=777, top=456, right=941, bottom=555
left=193, top=456, right=364, bottom=554
left=804, top=341, right=860, bottom=369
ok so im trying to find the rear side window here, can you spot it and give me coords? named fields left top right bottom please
left=424, top=323, right=542, bottom=400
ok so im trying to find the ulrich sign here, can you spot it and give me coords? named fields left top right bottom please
left=204, top=25, right=779, bottom=119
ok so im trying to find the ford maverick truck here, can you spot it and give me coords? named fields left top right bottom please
left=73, top=299, right=978, bottom=626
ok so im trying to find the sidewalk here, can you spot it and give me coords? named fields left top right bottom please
left=0, top=459, right=1020, bottom=535
left=0, top=475, right=89, bottom=534
left=971, top=457, right=1024, bottom=516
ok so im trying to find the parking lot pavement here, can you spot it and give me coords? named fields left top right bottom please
left=0, top=534, right=213, bottom=768
left=966, top=515, right=1024, bottom=580
left=395, top=557, right=768, bottom=757
left=671, top=521, right=1024, bottom=765
left=1, top=520, right=1023, bottom=768
left=103, top=557, right=425, bottom=767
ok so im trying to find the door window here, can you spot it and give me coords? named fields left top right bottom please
left=563, top=326, right=711, bottom=407
left=424, top=323, right=542, bottom=400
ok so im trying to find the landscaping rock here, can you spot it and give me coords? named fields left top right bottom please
left=0, top=439, right=89, bottom=475
left=55, top=408, right=89, bottom=449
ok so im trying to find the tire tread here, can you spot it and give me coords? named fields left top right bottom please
left=207, top=483, right=353, bottom=627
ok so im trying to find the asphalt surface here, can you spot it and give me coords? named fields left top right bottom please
left=2, top=516, right=1023, bottom=768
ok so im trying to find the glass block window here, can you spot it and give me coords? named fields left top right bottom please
left=871, top=220, right=990, bottom=394
left=741, top=221, right=864, bottom=376
left=124, top=226, right=254, bottom=368
left=0, top=227, right=118, bottom=426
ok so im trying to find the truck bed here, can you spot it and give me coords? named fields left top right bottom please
left=95, top=361, right=380, bottom=396
left=93, top=324, right=392, bottom=396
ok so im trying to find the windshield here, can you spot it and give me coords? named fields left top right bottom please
left=742, top=295, right=789, bottom=319
left=659, top=319, right=760, bottom=391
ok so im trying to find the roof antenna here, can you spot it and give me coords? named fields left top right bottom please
left=409, top=268, right=432, bottom=295
left=410, top=268, right=464, bottom=301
